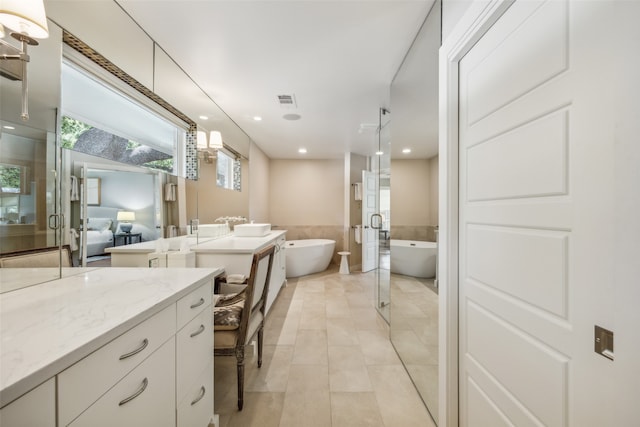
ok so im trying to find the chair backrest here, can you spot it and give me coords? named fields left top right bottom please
left=0, top=245, right=73, bottom=268
left=237, top=244, right=275, bottom=341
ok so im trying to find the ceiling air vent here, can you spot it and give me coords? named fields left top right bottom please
left=277, top=94, right=297, bottom=108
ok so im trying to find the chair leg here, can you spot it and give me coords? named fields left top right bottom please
left=257, top=327, right=264, bottom=368
left=236, top=347, right=245, bottom=411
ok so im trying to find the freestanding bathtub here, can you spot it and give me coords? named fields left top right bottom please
left=390, top=239, right=437, bottom=278
left=285, top=239, right=336, bottom=278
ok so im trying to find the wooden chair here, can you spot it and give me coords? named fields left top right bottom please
left=213, top=244, right=275, bottom=410
left=0, top=245, right=73, bottom=268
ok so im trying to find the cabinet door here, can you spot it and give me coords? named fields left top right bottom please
left=58, top=304, right=175, bottom=426
left=0, top=378, right=55, bottom=427
left=176, top=361, right=214, bottom=427
left=176, top=306, right=213, bottom=399
left=68, top=338, right=175, bottom=427
left=176, top=281, right=212, bottom=329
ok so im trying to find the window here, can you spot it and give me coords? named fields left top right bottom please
left=61, top=116, right=177, bottom=174
left=62, top=62, right=187, bottom=176
left=216, top=150, right=241, bottom=191
left=0, top=164, right=21, bottom=193
left=0, top=164, right=30, bottom=224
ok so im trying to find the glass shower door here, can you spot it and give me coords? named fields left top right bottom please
left=375, top=108, right=391, bottom=321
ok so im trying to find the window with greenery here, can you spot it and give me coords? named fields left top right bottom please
left=216, top=150, right=241, bottom=191
left=0, top=164, right=23, bottom=223
left=0, top=164, right=21, bottom=193
left=61, top=116, right=175, bottom=173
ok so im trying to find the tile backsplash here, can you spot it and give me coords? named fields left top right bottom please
left=390, top=225, right=438, bottom=242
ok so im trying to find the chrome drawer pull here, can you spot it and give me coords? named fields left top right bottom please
left=190, top=324, right=206, bottom=338
left=119, top=377, right=148, bottom=406
left=119, top=338, right=149, bottom=360
left=190, top=298, right=205, bottom=309
left=191, top=386, right=206, bottom=406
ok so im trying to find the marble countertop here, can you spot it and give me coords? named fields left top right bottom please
left=0, top=267, right=99, bottom=294
left=0, top=267, right=222, bottom=407
left=194, top=230, right=286, bottom=254
left=106, top=230, right=287, bottom=255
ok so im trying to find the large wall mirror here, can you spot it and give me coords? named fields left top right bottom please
left=1, top=11, right=252, bottom=288
left=389, top=1, right=441, bottom=424
left=0, top=24, right=63, bottom=292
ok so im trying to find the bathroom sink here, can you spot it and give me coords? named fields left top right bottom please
left=234, top=223, right=271, bottom=237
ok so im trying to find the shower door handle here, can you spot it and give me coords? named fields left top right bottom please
left=48, top=214, right=63, bottom=230
left=370, top=214, right=383, bottom=230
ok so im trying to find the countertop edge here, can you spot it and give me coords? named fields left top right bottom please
left=0, top=267, right=223, bottom=408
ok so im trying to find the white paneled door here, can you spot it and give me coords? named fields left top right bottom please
left=458, top=1, right=639, bottom=425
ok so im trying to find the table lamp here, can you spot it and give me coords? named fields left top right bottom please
left=117, top=211, right=135, bottom=233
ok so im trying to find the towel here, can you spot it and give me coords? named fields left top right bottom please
left=354, top=225, right=362, bottom=244
left=354, top=182, right=362, bottom=201
left=69, top=228, right=79, bottom=251
left=164, top=183, right=176, bottom=201
left=70, top=176, right=79, bottom=201
left=226, top=274, right=246, bottom=284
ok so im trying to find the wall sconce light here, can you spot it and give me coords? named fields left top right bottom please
left=196, top=129, right=223, bottom=164
left=196, top=130, right=208, bottom=150
left=0, top=0, right=50, bottom=121
left=209, top=130, right=223, bottom=149
left=197, top=150, right=214, bottom=164
left=196, top=130, right=214, bottom=164
left=196, top=130, right=212, bottom=164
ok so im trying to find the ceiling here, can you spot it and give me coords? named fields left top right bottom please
left=116, top=0, right=436, bottom=160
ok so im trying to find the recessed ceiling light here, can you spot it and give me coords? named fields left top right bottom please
left=298, top=148, right=307, bottom=154
left=3, top=125, right=15, bottom=130
left=402, top=148, right=411, bottom=154
left=253, top=116, right=262, bottom=121
left=375, top=151, right=384, bottom=156
left=283, top=113, right=301, bottom=121
left=199, top=115, right=208, bottom=120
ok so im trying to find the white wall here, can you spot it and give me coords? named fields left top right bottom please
left=269, top=159, right=344, bottom=226
left=186, top=159, right=249, bottom=224
left=391, top=159, right=432, bottom=225
left=249, top=142, right=270, bottom=223
left=429, top=155, right=439, bottom=225
left=442, top=0, right=478, bottom=41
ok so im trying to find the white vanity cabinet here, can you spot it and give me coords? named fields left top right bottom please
left=58, top=281, right=214, bottom=427
left=67, top=338, right=176, bottom=427
left=0, top=378, right=55, bottom=427
left=175, top=285, right=214, bottom=427
left=268, top=234, right=287, bottom=311
left=58, top=304, right=177, bottom=426
left=0, top=268, right=220, bottom=427
left=107, top=231, right=287, bottom=315
left=195, top=230, right=287, bottom=314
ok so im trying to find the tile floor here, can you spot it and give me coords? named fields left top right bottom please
left=213, top=266, right=437, bottom=427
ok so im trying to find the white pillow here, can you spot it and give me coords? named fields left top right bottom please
left=87, top=217, right=112, bottom=232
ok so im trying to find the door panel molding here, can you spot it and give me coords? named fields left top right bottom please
left=439, top=1, right=516, bottom=425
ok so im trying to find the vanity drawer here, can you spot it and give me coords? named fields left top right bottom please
left=176, top=280, right=212, bottom=329
left=177, top=361, right=214, bottom=427
left=176, top=305, right=213, bottom=399
left=68, top=337, right=176, bottom=427
left=58, top=304, right=176, bottom=426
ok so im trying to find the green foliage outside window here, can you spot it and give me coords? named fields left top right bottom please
left=0, top=165, right=21, bottom=191
left=61, top=116, right=174, bottom=173
left=61, top=116, right=91, bottom=149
